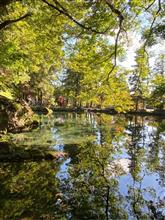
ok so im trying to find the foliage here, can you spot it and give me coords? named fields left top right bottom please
left=149, top=54, right=165, bottom=109
left=150, top=80, right=165, bottom=109
left=0, top=0, right=163, bottom=114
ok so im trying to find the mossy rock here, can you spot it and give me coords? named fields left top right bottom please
left=0, top=143, right=67, bottom=161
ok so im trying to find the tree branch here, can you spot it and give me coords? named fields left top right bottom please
left=157, top=0, right=162, bottom=14
left=42, top=0, right=109, bottom=34
left=105, top=185, right=110, bottom=220
left=105, top=0, right=124, bottom=21
left=145, top=0, right=156, bottom=11
left=0, top=13, right=31, bottom=30
left=144, top=0, right=162, bottom=47
left=105, top=0, right=124, bottom=80
left=94, top=51, right=115, bottom=66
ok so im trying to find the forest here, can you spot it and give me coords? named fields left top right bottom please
left=0, top=1, right=165, bottom=220
left=0, top=0, right=164, bottom=131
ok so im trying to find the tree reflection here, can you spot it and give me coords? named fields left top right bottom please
left=0, top=113, right=164, bottom=219
left=125, top=115, right=146, bottom=181
left=147, top=117, right=165, bottom=187
left=0, top=161, right=63, bottom=219
left=124, top=115, right=165, bottom=219
left=60, top=142, right=128, bottom=220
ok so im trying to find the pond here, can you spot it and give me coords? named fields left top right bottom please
left=0, top=112, right=165, bottom=219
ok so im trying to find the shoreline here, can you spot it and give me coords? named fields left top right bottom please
left=32, top=106, right=165, bottom=117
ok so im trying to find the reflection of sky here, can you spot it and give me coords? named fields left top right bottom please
left=46, top=113, right=165, bottom=217
left=119, top=173, right=165, bottom=199
left=56, top=158, right=71, bottom=180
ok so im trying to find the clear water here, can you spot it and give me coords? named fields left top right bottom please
left=0, top=112, right=165, bottom=219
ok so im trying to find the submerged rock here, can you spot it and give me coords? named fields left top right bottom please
left=0, top=140, right=67, bottom=162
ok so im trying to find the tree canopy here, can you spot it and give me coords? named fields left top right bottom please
left=0, top=0, right=164, bottom=114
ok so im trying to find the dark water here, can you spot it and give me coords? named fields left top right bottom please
left=0, top=113, right=165, bottom=219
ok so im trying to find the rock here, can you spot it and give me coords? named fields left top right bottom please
left=0, top=142, right=67, bottom=162
left=46, top=151, right=67, bottom=159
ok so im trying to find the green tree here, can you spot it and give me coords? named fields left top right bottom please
left=129, top=47, right=150, bottom=110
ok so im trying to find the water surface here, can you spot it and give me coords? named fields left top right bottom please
left=0, top=112, right=165, bottom=219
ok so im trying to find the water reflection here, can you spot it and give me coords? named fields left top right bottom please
left=0, top=113, right=165, bottom=219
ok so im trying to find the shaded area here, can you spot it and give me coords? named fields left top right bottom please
left=0, top=113, right=165, bottom=219
left=0, top=161, right=63, bottom=219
